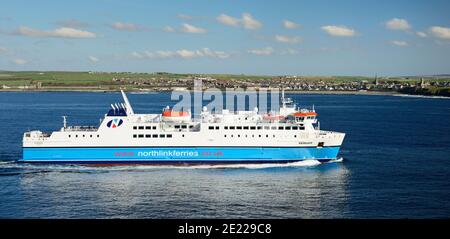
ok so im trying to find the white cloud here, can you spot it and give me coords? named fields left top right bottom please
left=216, top=14, right=240, bottom=27
left=416, top=31, right=427, bottom=38
left=391, top=40, right=408, bottom=46
left=248, top=47, right=274, bottom=55
left=196, top=48, right=230, bottom=59
left=242, top=13, right=262, bottom=30
left=163, top=26, right=176, bottom=33
left=13, top=59, right=27, bottom=65
left=216, top=13, right=262, bottom=30
left=283, top=20, right=300, bottom=29
left=385, top=18, right=411, bottom=31
left=130, top=51, right=144, bottom=59
left=155, top=51, right=176, bottom=58
left=321, top=25, right=356, bottom=37
left=16, top=26, right=96, bottom=38
left=111, top=22, right=141, bottom=31
left=180, top=23, right=207, bottom=34
left=88, top=56, right=99, bottom=63
left=176, top=49, right=197, bottom=58
left=0, top=46, right=7, bottom=53
left=429, top=26, right=450, bottom=40
left=275, top=35, right=302, bottom=44
left=131, top=48, right=230, bottom=59
left=178, top=14, right=194, bottom=20
left=280, top=48, right=300, bottom=55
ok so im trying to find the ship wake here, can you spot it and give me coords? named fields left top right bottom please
left=0, top=158, right=343, bottom=174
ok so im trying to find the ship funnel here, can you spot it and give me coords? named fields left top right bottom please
left=121, top=90, right=134, bottom=115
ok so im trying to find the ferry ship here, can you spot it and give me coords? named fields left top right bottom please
left=21, top=90, right=345, bottom=164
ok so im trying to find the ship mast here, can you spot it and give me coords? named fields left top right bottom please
left=121, top=90, right=134, bottom=115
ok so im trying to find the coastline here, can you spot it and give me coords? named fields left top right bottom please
left=0, top=88, right=397, bottom=95
left=0, top=88, right=448, bottom=98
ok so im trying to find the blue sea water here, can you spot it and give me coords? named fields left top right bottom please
left=0, top=92, right=449, bottom=218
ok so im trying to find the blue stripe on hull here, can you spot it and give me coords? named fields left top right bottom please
left=21, top=147, right=340, bottom=163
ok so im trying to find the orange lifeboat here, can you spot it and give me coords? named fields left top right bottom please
left=162, top=110, right=190, bottom=117
left=162, top=109, right=191, bottom=122
left=293, top=112, right=318, bottom=117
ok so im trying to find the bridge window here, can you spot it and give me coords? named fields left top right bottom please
left=215, top=126, right=219, bottom=130
left=257, top=126, right=262, bottom=130
left=160, top=134, right=166, bottom=138
left=133, top=134, right=137, bottom=138
left=278, top=126, right=284, bottom=130
left=138, top=134, right=144, bottom=138
left=152, top=134, right=158, bottom=138
left=271, top=126, right=277, bottom=130
left=244, top=126, right=249, bottom=130
left=237, top=126, right=242, bottom=130
left=133, top=126, right=137, bottom=130
left=138, top=126, right=144, bottom=130
left=292, top=126, right=298, bottom=130
left=224, top=126, right=228, bottom=130
left=146, top=126, right=151, bottom=130
left=264, top=126, right=270, bottom=130
left=250, top=126, right=256, bottom=130
left=175, top=125, right=180, bottom=129
left=145, top=134, right=151, bottom=138
left=167, top=134, right=172, bottom=138
left=285, top=126, right=291, bottom=130
left=208, top=126, right=214, bottom=130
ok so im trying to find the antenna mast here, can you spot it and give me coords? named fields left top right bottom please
left=121, top=90, right=134, bottom=115
left=62, top=116, right=67, bottom=130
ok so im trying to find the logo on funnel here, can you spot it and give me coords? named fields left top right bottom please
left=107, top=118, right=124, bottom=128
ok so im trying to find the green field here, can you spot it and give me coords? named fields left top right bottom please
left=0, top=71, right=449, bottom=96
left=0, top=71, right=404, bottom=86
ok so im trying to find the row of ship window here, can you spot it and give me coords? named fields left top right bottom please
left=68, top=134, right=100, bottom=138
left=211, top=126, right=305, bottom=130
left=224, top=134, right=298, bottom=138
left=133, top=125, right=194, bottom=130
left=132, top=134, right=298, bottom=139
left=133, top=134, right=174, bottom=139
left=133, top=125, right=305, bottom=131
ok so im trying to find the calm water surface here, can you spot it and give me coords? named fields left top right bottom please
left=0, top=92, right=449, bottom=218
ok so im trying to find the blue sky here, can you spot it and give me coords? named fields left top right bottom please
left=1, top=0, right=450, bottom=76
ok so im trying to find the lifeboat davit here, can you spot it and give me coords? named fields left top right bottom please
left=162, top=109, right=191, bottom=122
